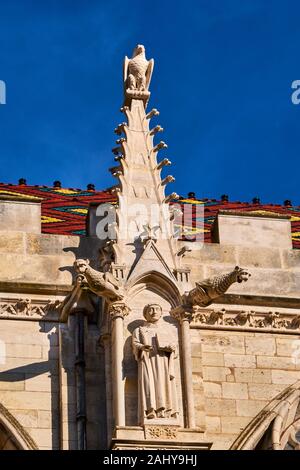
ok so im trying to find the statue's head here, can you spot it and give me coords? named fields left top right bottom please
left=235, top=266, right=251, bottom=283
left=74, top=258, right=89, bottom=274
left=143, top=303, right=162, bottom=323
left=133, top=44, right=145, bottom=57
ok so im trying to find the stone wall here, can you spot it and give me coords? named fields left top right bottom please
left=191, top=328, right=300, bottom=449
left=0, top=217, right=300, bottom=449
left=0, top=319, right=59, bottom=450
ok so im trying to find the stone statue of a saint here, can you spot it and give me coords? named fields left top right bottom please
left=132, top=304, right=179, bottom=422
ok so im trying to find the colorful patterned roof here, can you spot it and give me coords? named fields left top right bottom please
left=0, top=182, right=299, bottom=248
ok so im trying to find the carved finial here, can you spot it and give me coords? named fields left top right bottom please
left=154, top=141, right=168, bottom=152
left=146, top=108, right=159, bottom=119
left=112, top=146, right=123, bottom=156
left=120, top=106, right=129, bottom=113
left=114, top=155, right=124, bottom=162
left=114, top=122, right=127, bottom=135
left=150, top=125, right=163, bottom=135
left=161, top=175, right=175, bottom=186
left=177, top=246, right=192, bottom=257
left=156, top=158, right=171, bottom=170
left=110, top=187, right=121, bottom=193
left=164, top=192, right=180, bottom=203
left=123, top=44, right=154, bottom=108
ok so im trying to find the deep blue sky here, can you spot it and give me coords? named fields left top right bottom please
left=0, top=0, right=299, bottom=204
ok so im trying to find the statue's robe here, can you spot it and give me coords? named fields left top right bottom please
left=132, top=323, right=178, bottom=420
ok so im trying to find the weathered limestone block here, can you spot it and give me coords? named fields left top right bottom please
left=0, top=390, right=53, bottom=410
left=221, top=416, right=251, bottom=434
left=203, top=382, right=222, bottom=398
left=236, top=399, right=268, bottom=417
left=271, top=370, right=300, bottom=384
left=0, top=253, right=73, bottom=284
left=222, top=383, right=248, bottom=400
left=208, top=433, right=237, bottom=450
left=0, top=200, right=41, bottom=234
left=0, top=357, right=58, bottom=375
left=234, top=368, right=272, bottom=384
left=0, top=375, right=25, bottom=391
left=203, top=366, right=232, bottom=382
left=206, top=416, right=221, bottom=433
left=213, top=213, right=292, bottom=249
left=192, top=372, right=204, bottom=390
left=11, top=409, right=38, bottom=429
left=25, top=427, right=55, bottom=448
left=205, top=398, right=236, bottom=416
left=202, top=352, right=225, bottom=366
left=248, top=383, right=284, bottom=400
left=276, top=337, right=300, bottom=356
left=6, top=344, right=42, bottom=359
left=281, top=249, right=300, bottom=269
left=245, top=336, right=276, bottom=355
left=236, top=246, right=282, bottom=269
left=38, top=410, right=53, bottom=429
left=224, top=354, right=256, bottom=368
left=0, top=232, right=25, bottom=253
left=24, top=373, right=58, bottom=392
left=200, top=332, right=245, bottom=354
left=189, top=244, right=238, bottom=265
left=256, top=355, right=298, bottom=371
left=26, top=233, right=103, bottom=260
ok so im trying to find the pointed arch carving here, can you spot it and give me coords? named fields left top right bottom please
left=0, top=403, right=38, bottom=450
left=231, top=380, right=300, bottom=450
left=126, top=270, right=182, bottom=308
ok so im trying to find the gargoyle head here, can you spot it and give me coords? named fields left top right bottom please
left=235, top=266, right=251, bottom=283
left=74, top=259, right=90, bottom=274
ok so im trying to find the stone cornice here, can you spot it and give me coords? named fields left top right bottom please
left=191, top=307, right=300, bottom=335
left=0, top=281, right=72, bottom=296
left=214, top=294, right=300, bottom=309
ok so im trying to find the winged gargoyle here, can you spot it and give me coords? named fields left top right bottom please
left=183, top=266, right=251, bottom=308
left=123, top=44, right=154, bottom=106
left=74, top=259, right=124, bottom=302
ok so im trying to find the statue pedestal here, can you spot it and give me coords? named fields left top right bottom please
left=111, top=426, right=212, bottom=450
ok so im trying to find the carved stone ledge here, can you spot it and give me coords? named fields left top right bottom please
left=111, top=426, right=211, bottom=450
left=0, top=297, right=61, bottom=321
left=191, top=307, right=300, bottom=334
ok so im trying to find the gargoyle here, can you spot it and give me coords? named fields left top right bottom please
left=184, top=266, right=250, bottom=308
left=74, top=259, right=123, bottom=302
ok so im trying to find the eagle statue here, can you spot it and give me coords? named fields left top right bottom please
left=123, top=44, right=154, bottom=107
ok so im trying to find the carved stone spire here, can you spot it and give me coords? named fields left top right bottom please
left=109, top=45, right=180, bottom=276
